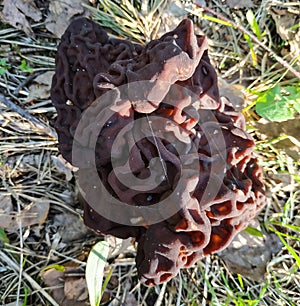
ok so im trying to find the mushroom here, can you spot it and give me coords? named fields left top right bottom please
left=51, top=18, right=266, bottom=286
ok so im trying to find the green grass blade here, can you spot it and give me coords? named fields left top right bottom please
left=202, top=15, right=236, bottom=28
left=246, top=10, right=261, bottom=39
left=244, top=225, right=264, bottom=238
left=101, top=266, right=113, bottom=297
left=276, top=232, right=300, bottom=268
left=244, top=33, right=257, bottom=67
left=0, top=228, right=9, bottom=243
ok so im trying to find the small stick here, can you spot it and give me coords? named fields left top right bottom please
left=176, top=272, right=183, bottom=306
left=13, top=72, right=42, bottom=96
left=154, top=282, right=167, bottom=306
left=194, top=2, right=300, bottom=80
left=0, top=94, right=57, bottom=139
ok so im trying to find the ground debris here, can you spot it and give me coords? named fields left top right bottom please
left=269, top=6, right=300, bottom=64
left=226, top=0, right=254, bottom=9
left=1, top=0, right=42, bottom=37
left=0, top=199, right=49, bottom=231
left=51, top=154, right=77, bottom=181
left=41, top=266, right=89, bottom=306
left=53, top=213, right=89, bottom=242
left=26, top=71, right=55, bottom=102
left=45, top=0, right=90, bottom=37
left=220, top=221, right=282, bottom=281
left=256, top=118, right=300, bottom=161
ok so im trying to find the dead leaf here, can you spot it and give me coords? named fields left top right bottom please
left=0, top=200, right=49, bottom=231
left=22, top=200, right=50, bottom=225
left=0, top=194, right=13, bottom=215
left=45, top=0, right=90, bottom=37
left=64, top=277, right=88, bottom=301
left=219, top=78, right=246, bottom=110
left=51, top=154, right=77, bottom=181
left=41, top=267, right=89, bottom=306
left=123, top=293, right=138, bottom=306
left=158, top=0, right=191, bottom=37
left=1, top=0, right=42, bottom=37
left=194, top=0, right=207, bottom=7
left=41, top=265, right=116, bottom=305
left=269, top=8, right=300, bottom=64
left=220, top=220, right=282, bottom=281
left=226, top=0, right=254, bottom=9
left=256, top=118, right=300, bottom=161
left=26, top=71, right=55, bottom=102
left=53, top=213, right=89, bottom=242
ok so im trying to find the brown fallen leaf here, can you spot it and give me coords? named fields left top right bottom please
left=26, top=71, right=55, bottom=102
left=0, top=194, right=13, bottom=215
left=41, top=265, right=118, bottom=305
left=1, top=0, right=42, bottom=37
left=45, top=0, right=90, bottom=38
left=220, top=220, right=282, bottom=281
left=256, top=118, right=300, bottom=161
left=51, top=154, right=77, bottom=181
left=269, top=8, right=300, bottom=64
left=218, top=78, right=246, bottom=110
left=157, top=0, right=191, bottom=38
left=0, top=200, right=49, bottom=231
left=53, top=213, right=89, bottom=242
left=41, top=267, right=89, bottom=306
left=226, top=0, right=254, bottom=9
left=64, top=277, right=88, bottom=301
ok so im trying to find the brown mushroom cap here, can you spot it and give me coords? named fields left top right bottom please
left=51, top=18, right=266, bottom=286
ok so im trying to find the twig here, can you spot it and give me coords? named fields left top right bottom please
left=154, top=282, right=167, bottom=306
left=202, top=256, right=210, bottom=306
left=16, top=196, right=23, bottom=305
left=194, top=2, right=300, bottom=80
left=0, top=94, right=57, bottom=139
left=13, top=72, right=43, bottom=96
left=0, top=250, right=60, bottom=306
left=176, top=272, right=183, bottom=306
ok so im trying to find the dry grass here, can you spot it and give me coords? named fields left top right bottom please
left=0, top=0, right=299, bottom=305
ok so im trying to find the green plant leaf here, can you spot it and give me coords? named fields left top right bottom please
left=0, top=58, right=11, bottom=75
left=255, top=84, right=296, bottom=121
left=246, top=10, right=261, bottom=39
left=18, top=59, right=33, bottom=73
left=285, top=86, right=300, bottom=113
left=40, top=264, right=66, bottom=273
left=293, top=102, right=300, bottom=113
left=0, top=228, right=9, bottom=243
left=0, top=67, right=6, bottom=75
left=86, top=240, right=110, bottom=306
left=244, top=226, right=264, bottom=238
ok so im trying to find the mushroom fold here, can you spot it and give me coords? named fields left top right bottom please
left=51, top=18, right=266, bottom=286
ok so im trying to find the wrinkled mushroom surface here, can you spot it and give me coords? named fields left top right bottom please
left=51, top=18, right=266, bottom=286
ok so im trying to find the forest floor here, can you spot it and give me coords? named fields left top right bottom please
left=0, top=0, right=299, bottom=305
